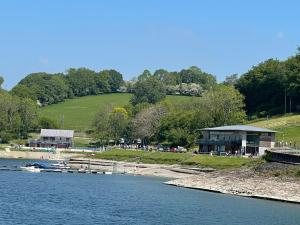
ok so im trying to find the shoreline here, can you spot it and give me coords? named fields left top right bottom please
left=67, top=158, right=300, bottom=204
left=1, top=153, right=299, bottom=204
left=165, top=183, right=300, bottom=205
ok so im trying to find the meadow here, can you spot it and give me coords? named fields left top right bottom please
left=40, top=93, right=191, bottom=132
left=249, top=114, right=300, bottom=147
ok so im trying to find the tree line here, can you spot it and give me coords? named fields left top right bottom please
left=10, top=66, right=216, bottom=106
left=11, top=68, right=123, bottom=106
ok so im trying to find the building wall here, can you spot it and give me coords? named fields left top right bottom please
left=42, top=136, right=73, bottom=143
left=200, top=130, right=275, bottom=156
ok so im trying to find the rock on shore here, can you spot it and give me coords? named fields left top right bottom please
left=166, top=169, right=300, bottom=203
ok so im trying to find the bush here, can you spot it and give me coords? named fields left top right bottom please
left=0, top=132, right=14, bottom=143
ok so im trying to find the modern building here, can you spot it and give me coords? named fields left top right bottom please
left=29, top=129, right=74, bottom=148
left=198, top=125, right=276, bottom=156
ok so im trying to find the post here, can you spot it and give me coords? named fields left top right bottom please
left=289, top=96, right=292, bottom=113
left=284, top=89, right=287, bottom=115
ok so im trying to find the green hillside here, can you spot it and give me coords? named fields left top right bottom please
left=40, top=93, right=192, bottom=132
left=249, top=114, right=300, bottom=147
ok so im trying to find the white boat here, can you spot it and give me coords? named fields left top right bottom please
left=51, top=161, right=70, bottom=169
left=20, top=166, right=41, bottom=173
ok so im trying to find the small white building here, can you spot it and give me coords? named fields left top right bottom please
left=198, top=125, right=276, bottom=156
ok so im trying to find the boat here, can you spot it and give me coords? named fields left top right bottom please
left=20, top=162, right=58, bottom=172
left=51, top=161, right=70, bottom=169
left=20, top=163, right=44, bottom=172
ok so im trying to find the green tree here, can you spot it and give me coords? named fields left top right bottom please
left=0, top=76, right=4, bottom=88
left=10, top=84, right=37, bottom=100
left=37, top=117, right=59, bottom=129
left=92, top=106, right=113, bottom=146
left=236, top=59, right=287, bottom=115
left=200, top=85, right=246, bottom=126
left=179, top=66, right=216, bottom=89
left=108, top=107, right=129, bottom=142
left=18, top=98, right=38, bottom=138
left=66, top=68, right=98, bottom=96
left=131, top=76, right=166, bottom=105
left=138, top=69, right=152, bottom=81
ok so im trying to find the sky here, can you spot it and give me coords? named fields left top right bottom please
left=0, top=0, right=299, bottom=90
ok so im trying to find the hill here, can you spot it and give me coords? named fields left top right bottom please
left=249, top=114, right=300, bottom=147
left=39, top=93, right=192, bottom=132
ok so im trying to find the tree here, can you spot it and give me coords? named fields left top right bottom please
left=66, top=68, right=98, bottom=96
left=236, top=59, right=287, bottom=115
left=107, top=70, right=124, bottom=92
left=138, top=70, right=152, bottom=81
left=132, top=105, right=166, bottom=143
left=200, top=85, right=246, bottom=126
left=37, top=117, right=59, bottom=129
left=179, top=66, right=216, bottom=90
left=10, top=84, right=37, bottom=100
left=92, top=105, right=114, bottom=146
left=153, top=69, right=179, bottom=85
left=108, top=107, right=129, bottom=142
left=16, top=72, right=71, bottom=105
left=18, top=98, right=38, bottom=138
left=131, top=76, right=166, bottom=105
left=0, top=91, right=38, bottom=141
left=0, top=76, right=4, bottom=88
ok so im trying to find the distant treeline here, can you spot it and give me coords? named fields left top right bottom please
left=6, top=47, right=300, bottom=116
left=10, top=66, right=216, bottom=106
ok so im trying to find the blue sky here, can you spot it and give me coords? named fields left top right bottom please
left=0, top=0, right=299, bottom=90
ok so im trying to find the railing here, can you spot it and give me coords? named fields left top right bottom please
left=197, top=139, right=242, bottom=145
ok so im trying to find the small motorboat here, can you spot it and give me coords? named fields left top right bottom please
left=20, top=163, right=45, bottom=172
left=51, top=161, right=70, bottom=169
left=20, top=162, right=56, bottom=172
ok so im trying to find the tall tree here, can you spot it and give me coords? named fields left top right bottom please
left=200, top=85, right=246, bottom=126
left=131, top=76, right=166, bottom=105
left=66, top=68, right=98, bottom=96
left=132, top=105, right=166, bottom=143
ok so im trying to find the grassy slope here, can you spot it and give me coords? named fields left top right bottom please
left=40, top=93, right=192, bottom=132
left=88, top=149, right=262, bottom=170
left=249, top=114, right=300, bottom=147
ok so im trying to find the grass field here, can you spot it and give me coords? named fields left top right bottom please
left=88, top=149, right=262, bottom=169
left=249, top=114, right=300, bottom=147
left=40, top=93, right=192, bottom=132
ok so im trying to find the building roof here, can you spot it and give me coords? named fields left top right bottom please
left=41, top=129, right=74, bottom=138
left=201, top=125, right=276, bottom=133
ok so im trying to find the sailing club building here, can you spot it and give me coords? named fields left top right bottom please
left=198, top=125, right=276, bottom=156
left=29, top=129, right=74, bottom=148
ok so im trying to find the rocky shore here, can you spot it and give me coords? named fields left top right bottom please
left=166, top=167, right=300, bottom=203
left=68, top=158, right=300, bottom=203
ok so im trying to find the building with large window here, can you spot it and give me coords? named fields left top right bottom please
left=198, top=125, right=276, bottom=156
left=29, top=129, right=74, bottom=148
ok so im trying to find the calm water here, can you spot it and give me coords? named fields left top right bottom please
left=0, top=159, right=299, bottom=225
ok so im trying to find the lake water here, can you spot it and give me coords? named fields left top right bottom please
left=0, top=159, right=299, bottom=225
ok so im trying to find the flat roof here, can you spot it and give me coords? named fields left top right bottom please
left=41, top=129, right=74, bottom=138
left=201, top=125, right=276, bottom=133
